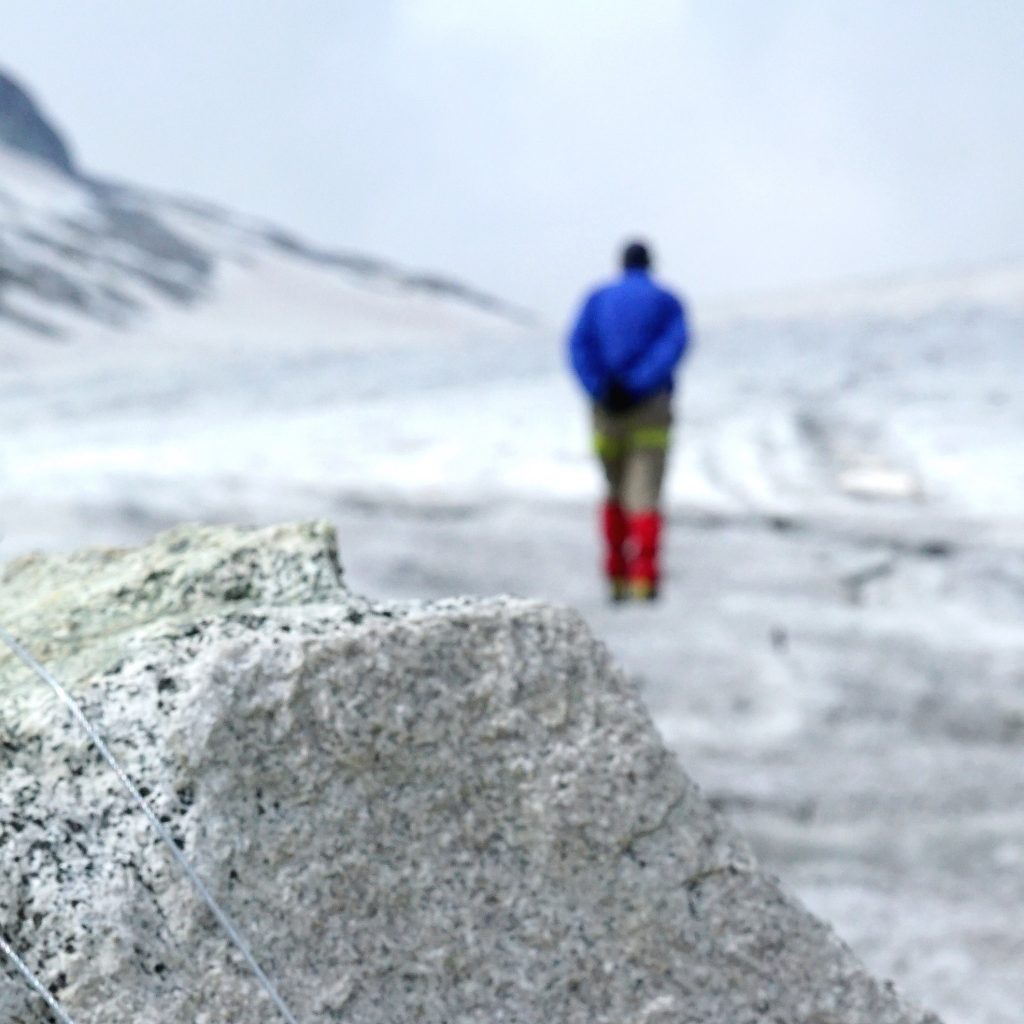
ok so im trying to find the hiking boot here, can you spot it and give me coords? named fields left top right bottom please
left=628, top=578, right=659, bottom=601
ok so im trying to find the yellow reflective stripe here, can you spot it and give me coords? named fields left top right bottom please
left=593, top=432, right=623, bottom=458
left=630, top=427, right=670, bottom=450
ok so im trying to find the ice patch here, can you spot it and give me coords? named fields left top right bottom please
left=838, top=464, right=920, bottom=500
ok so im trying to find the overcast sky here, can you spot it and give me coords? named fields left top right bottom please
left=4, top=1, right=1024, bottom=318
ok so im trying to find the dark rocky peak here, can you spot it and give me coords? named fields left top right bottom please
left=0, top=69, right=76, bottom=175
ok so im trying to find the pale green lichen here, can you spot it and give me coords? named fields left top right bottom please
left=0, top=520, right=348, bottom=698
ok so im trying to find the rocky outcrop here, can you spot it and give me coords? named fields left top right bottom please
left=0, top=71, right=75, bottom=175
left=0, top=522, right=939, bottom=1023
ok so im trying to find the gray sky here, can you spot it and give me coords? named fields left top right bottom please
left=4, top=1, right=1024, bottom=318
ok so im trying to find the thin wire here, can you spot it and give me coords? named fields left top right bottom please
left=0, top=932, right=79, bottom=1024
left=0, top=626, right=301, bottom=1024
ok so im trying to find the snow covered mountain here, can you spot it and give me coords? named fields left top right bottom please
left=0, top=71, right=525, bottom=350
left=4, top=59, right=1024, bottom=539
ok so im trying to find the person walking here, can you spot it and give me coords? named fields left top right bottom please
left=567, top=240, right=690, bottom=600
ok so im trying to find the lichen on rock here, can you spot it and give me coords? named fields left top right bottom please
left=0, top=522, right=939, bottom=1023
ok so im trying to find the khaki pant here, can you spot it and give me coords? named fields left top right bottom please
left=592, top=390, right=672, bottom=512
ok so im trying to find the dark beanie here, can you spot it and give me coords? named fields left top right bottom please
left=622, top=240, right=652, bottom=271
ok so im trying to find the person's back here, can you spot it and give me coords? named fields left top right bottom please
left=576, top=272, right=684, bottom=399
left=567, top=241, right=690, bottom=600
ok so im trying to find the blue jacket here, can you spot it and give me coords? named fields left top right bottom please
left=568, top=270, right=689, bottom=402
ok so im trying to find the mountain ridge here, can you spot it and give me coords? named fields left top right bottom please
left=0, top=70, right=529, bottom=344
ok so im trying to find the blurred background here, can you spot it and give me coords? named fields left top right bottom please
left=2, top=4, right=1023, bottom=1023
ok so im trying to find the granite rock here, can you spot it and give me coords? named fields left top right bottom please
left=0, top=522, right=939, bottom=1023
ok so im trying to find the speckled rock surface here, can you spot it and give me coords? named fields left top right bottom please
left=0, top=523, right=938, bottom=1023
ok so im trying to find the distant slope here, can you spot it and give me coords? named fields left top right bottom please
left=0, top=71, right=528, bottom=347
left=702, top=259, right=1024, bottom=326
